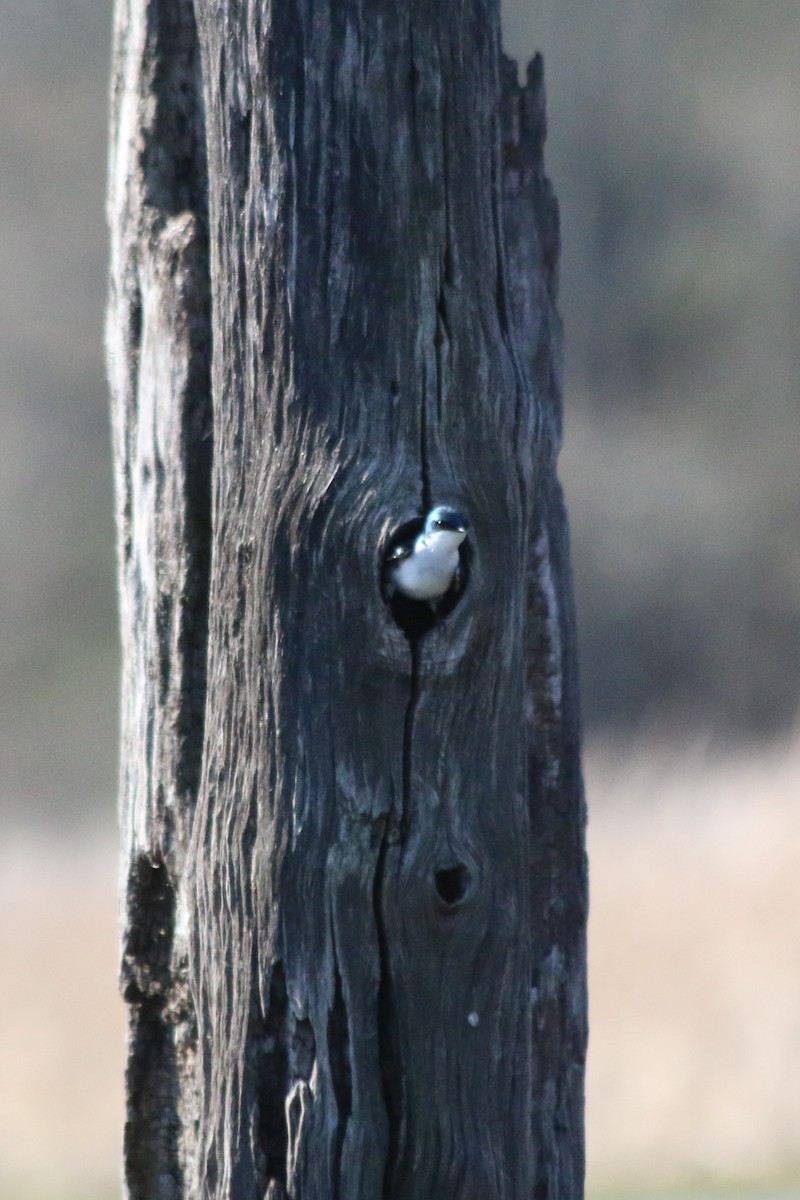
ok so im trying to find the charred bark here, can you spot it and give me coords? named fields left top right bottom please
left=108, top=3, right=586, bottom=1198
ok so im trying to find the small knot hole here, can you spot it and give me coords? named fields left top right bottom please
left=434, top=864, right=470, bottom=907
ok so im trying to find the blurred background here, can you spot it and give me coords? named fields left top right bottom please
left=1, top=1, right=798, bottom=1197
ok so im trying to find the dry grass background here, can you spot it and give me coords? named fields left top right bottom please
left=586, top=736, right=800, bottom=1194
left=1, top=739, right=798, bottom=1200
left=0, top=829, right=122, bottom=1200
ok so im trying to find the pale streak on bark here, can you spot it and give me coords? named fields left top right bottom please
left=108, top=2, right=209, bottom=1196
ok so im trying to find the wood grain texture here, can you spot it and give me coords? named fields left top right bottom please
left=108, top=1, right=210, bottom=1195
left=108, top=2, right=587, bottom=1197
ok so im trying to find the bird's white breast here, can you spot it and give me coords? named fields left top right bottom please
left=393, top=530, right=463, bottom=600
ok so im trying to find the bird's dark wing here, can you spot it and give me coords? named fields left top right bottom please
left=384, top=540, right=413, bottom=563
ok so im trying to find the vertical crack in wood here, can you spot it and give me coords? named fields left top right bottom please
left=400, top=640, right=422, bottom=844
left=434, top=274, right=451, bottom=434
left=435, top=73, right=453, bottom=434
left=143, top=0, right=212, bottom=819
left=375, top=518, right=425, bottom=1196
left=173, top=246, right=212, bottom=812
left=419, top=363, right=432, bottom=515
left=122, top=855, right=182, bottom=1200
left=373, top=830, right=402, bottom=1200
left=373, top=508, right=425, bottom=1196
left=139, top=0, right=209, bottom=223
left=252, top=962, right=290, bottom=1193
left=371, top=93, right=448, bottom=1174
left=328, top=951, right=352, bottom=1200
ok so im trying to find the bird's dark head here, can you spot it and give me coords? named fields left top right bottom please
left=424, top=505, right=469, bottom=535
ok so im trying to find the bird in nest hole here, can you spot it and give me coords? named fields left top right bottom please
left=383, top=506, right=470, bottom=611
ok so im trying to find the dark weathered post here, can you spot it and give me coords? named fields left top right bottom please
left=108, top=0, right=586, bottom=1196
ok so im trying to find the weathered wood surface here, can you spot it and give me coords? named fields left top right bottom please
left=108, top=1, right=587, bottom=1197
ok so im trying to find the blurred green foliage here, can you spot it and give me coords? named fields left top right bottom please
left=1, top=2, right=798, bottom=825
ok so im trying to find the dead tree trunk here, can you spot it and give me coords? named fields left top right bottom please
left=107, top=1, right=586, bottom=1196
